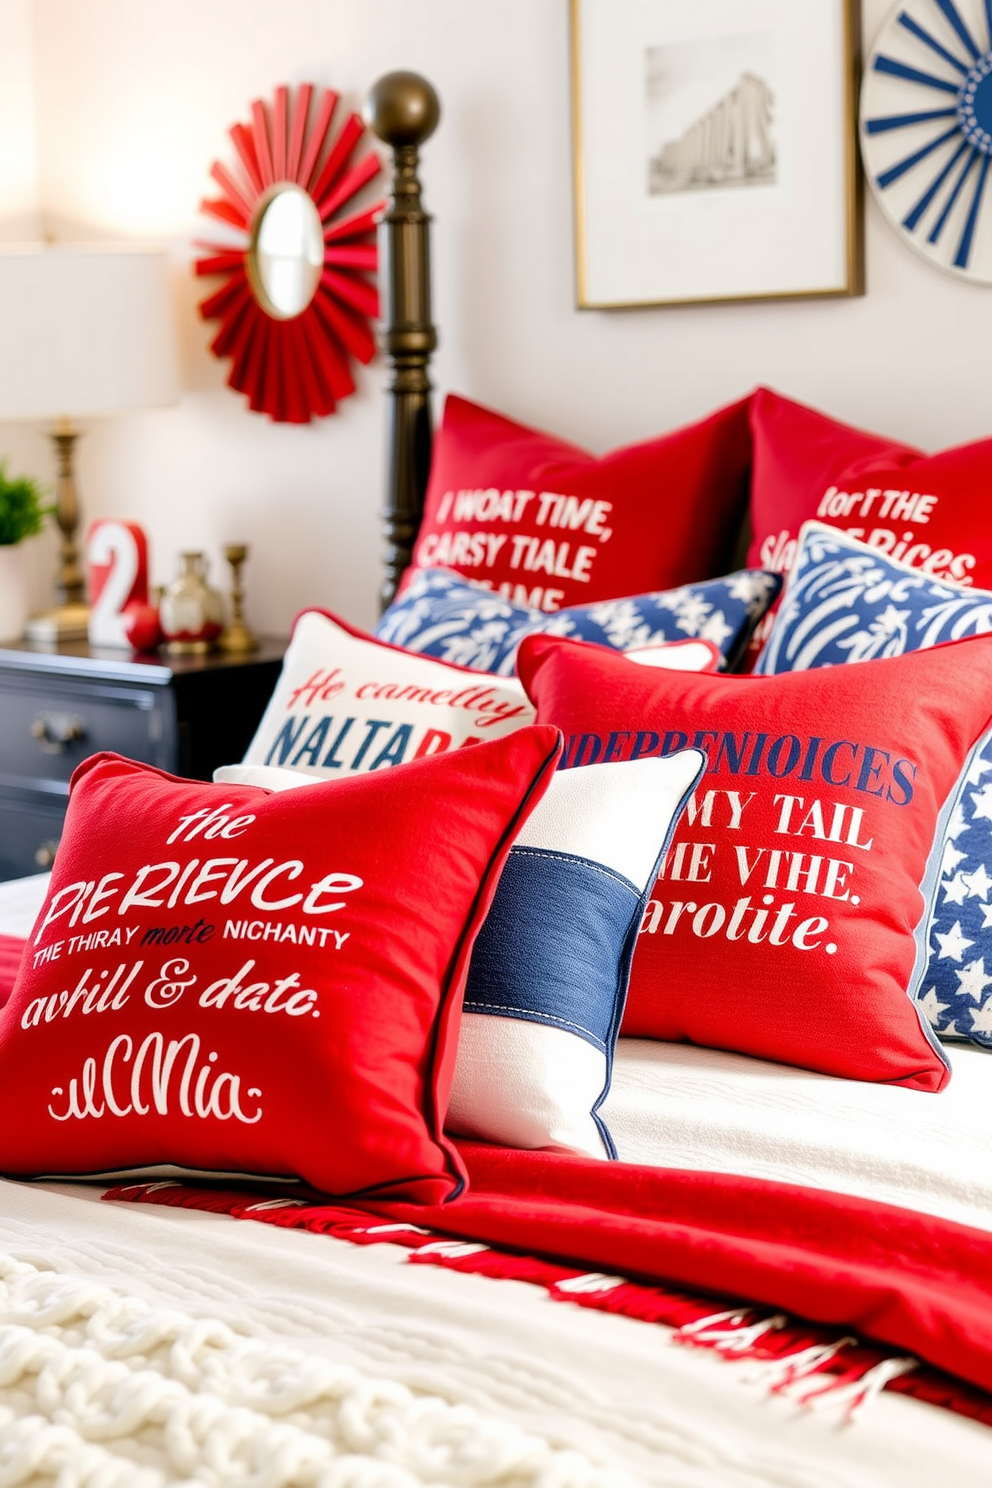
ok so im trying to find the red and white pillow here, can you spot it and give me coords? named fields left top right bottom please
left=408, top=393, right=754, bottom=611
left=748, top=387, right=992, bottom=587
left=517, top=633, right=992, bottom=1089
left=238, top=608, right=535, bottom=778
left=0, top=733, right=560, bottom=1197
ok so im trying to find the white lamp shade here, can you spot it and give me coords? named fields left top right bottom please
left=0, top=245, right=180, bottom=419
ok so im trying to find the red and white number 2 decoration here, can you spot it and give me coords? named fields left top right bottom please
left=86, top=520, right=149, bottom=649
left=194, top=84, right=385, bottom=423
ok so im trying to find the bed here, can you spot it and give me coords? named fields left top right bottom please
left=0, top=72, right=991, bottom=1488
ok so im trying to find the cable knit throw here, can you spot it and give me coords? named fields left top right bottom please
left=0, top=1254, right=631, bottom=1488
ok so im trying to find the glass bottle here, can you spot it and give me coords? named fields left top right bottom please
left=160, top=551, right=225, bottom=655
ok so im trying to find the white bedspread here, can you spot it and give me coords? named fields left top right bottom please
left=605, top=1038, right=992, bottom=1233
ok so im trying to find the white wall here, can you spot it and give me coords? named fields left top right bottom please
left=1, top=0, right=989, bottom=632
left=0, top=0, right=55, bottom=604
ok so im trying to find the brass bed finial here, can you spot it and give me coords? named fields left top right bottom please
left=365, top=72, right=441, bottom=613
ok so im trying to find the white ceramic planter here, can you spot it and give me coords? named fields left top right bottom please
left=0, top=544, right=28, bottom=642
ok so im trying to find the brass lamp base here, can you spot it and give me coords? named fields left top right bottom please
left=24, top=421, right=89, bottom=646
left=24, top=602, right=90, bottom=644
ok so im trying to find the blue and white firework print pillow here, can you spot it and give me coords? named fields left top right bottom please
left=757, top=522, right=992, bottom=1050
left=375, top=567, right=782, bottom=676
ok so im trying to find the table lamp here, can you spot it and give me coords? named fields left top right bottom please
left=0, top=245, right=180, bottom=641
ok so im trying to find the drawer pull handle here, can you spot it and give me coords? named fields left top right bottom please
left=34, top=840, right=59, bottom=870
left=30, top=713, right=87, bottom=754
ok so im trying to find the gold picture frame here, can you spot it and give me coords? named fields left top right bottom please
left=570, top=0, right=864, bottom=309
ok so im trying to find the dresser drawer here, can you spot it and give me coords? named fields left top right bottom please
left=0, top=784, right=67, bottom=882
left=0, top=673, right=173, bottom=785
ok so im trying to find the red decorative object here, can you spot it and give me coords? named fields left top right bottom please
left=86, top=520, right=150, bottom=649
left=194, top=84, right=384, bottom=423
left=122, top=599, right=163, bottom=654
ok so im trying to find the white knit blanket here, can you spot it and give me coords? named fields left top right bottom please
left=0, top=1253, right=628, bottom=1488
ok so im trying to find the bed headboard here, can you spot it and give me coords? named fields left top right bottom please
left=366, top=72, right=441, bottom=612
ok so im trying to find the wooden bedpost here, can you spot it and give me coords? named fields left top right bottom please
left=365, top=71, right=441, bottom=613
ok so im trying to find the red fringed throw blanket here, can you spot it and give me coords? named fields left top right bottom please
left=106, top=1143, right=992, bottom=1430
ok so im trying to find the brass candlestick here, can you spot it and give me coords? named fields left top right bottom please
left=219, top=543, right=258, bottom=653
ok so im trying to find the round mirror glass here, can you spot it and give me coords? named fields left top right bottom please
left=249, top=185, right=324, bottom=319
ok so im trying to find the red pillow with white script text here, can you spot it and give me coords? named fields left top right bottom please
left=0, top=731, right=560, bottom=1198
left=748, top=388, right=992, bottom=585
left=517, top=633, right=992, bottom=1089
left=408, top=393, right=753, bottom=612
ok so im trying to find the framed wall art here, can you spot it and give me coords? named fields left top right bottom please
left=570, top=0, right=864, bottom=308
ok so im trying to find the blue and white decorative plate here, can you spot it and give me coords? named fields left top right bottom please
left=861, top=0, right=992, bottom=282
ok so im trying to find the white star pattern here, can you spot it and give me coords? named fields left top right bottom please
left=878, top=603, right=911, bottom=634
left=963, top=863, right=992, bottom=901
left=673, top=594, right=713, bottom=635
left=941, top=841, right=967, bottom=876
left=955, top=958, right=992, bottom=1003
left=942, top=873, right=970, bottom=906
left=726, top=571, right=779, bottom=612
left=918, top=987, right=949, bottom=1024
left=967, top=1000, right=992, bottom=1037
left=934, top=921, right=974, bottom=962
left=981, top=903, right=992, bottom=931
left=699, top=612, right=734, bottom=649
left=969, top=783, right=992, bottom=823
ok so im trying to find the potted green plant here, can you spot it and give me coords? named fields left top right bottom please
left=0, top=461, right=51, bottom=641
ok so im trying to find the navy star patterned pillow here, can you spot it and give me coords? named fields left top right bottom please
left=924, top=764, right=992, bottom=1046
left=375, top=566, right=781, bottom=676
left=757, top=522, right=992, bottom=1050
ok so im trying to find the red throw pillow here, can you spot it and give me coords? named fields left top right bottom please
left=748, top=388, right=992, bottom=586
left=0, top=730, right=561, bottom=1198
left=409, top=393, right=754, bottom=612
left=517, top=634, right=992, bottom=1089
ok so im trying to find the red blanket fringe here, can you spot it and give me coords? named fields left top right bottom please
left=104, top=1178, right=992, bottom=1431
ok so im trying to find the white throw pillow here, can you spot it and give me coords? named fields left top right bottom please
left=240, top=609, right=534, bottom=777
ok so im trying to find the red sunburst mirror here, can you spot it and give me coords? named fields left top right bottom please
left=194, top=84, right=385, bottom=423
